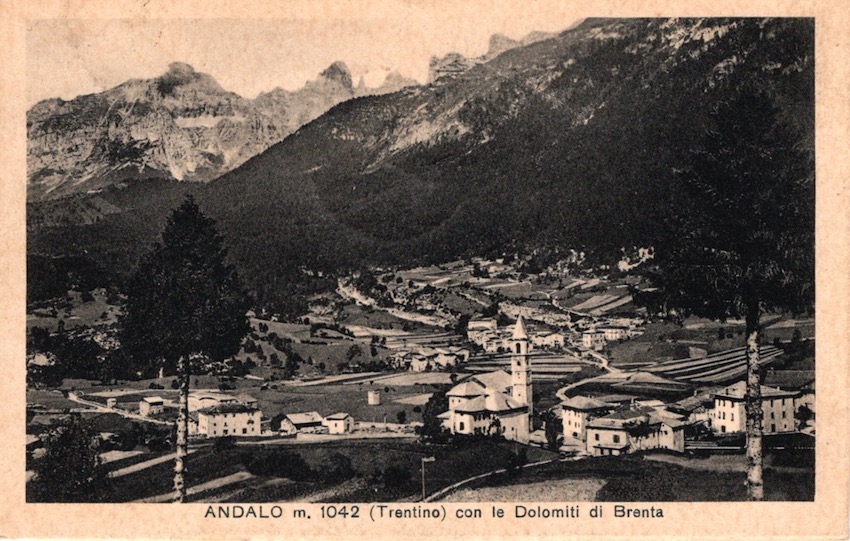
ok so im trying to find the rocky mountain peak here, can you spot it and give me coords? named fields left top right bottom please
left=427, top=52, right=475, bottom=83
left=27, top=59, right=363, bottom=200
left=319, top=61, right=354, bottom=90
left=155, top=62, right=224, bottom=96
left=487, top=33, right=519, bottom=57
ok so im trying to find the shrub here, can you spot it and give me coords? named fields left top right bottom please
left=382, top=464, right=411, bottom=488
left=242, top=450, right=314, bottom=481
left=213, top=436, right=236, bottom=452
left=322, top=453, right=356, bottom=484
left=30, top=415, right=106, bottom=502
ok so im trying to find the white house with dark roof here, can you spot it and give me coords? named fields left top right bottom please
left=581, top=330, right=606, bottom=351
left=598, top=325, right=629, bottom=342
left=323, top=412, right=355, bottom=434
left=196, top=403, right=262, bottom=438
left=532, top=332, right=566, bottom=349
left=279, top=411, right=325, bottom=435
left=188, top=391, right=237, bottom=412
left=441, top=318, right=532, bottom=443
left=561, top=395, right=616, bottom=445
left=139, top=396, right=164, bottom=417
left=711, top=381, right=799, bottom=435
left=585, top=407, right=686, bottom=456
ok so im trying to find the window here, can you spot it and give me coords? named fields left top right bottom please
left=782, top=399, right=785, bottom=406
left=242, top=428, right=247, bottom=434
left=771, top=424, right=776, bottom=432
left=594, top=433, right=600, bottom=441
left=572, top=432, right=578, bottom=438
left=516, top=343, right=522, bottom=354
left=731, top=414, right=734, bottom=421
left=771, top=412, right=775, bottom=419
left=458, top=422, right=465, bottom=431
left=613, top=434, right=621, bottom=444
left=721, top=426, right=726, bottom=433
left=782, top=411, right=786, bottom=419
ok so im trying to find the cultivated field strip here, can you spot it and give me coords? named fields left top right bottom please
left=589, top=295, right=633, bottom=315
left=570, top=295, right=617, bottom=311
left=646, top=346, right=784, bottom=384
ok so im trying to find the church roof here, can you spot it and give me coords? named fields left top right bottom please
left=447, top=381, right=486, bottom=397
left=468, top=370, right=513, bottom=392
left=512, top=316, right=529, bottom=340
left=454, top=392, right=527, bottom=414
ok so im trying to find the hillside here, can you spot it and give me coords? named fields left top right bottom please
left=28, top=18, right=814, bottom=315
left=27, top=61, right=409, bottom=202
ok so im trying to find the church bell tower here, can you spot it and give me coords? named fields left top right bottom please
left=510, top=316, right=532, bottom=415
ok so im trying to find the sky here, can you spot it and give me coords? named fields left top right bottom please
left=26, top=7, right=579, bottom=106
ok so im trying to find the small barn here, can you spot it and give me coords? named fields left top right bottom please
left=278, top=411, right=325, bottom=435
left=139, top=396, right=164, bottom=417
left=323, top=412, right=355, bottom=434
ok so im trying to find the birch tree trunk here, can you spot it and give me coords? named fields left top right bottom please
left=745, top=302, right=764, bottom=501
left=174, top=355, right=190, bottom=503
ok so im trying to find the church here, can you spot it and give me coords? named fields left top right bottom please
left=439, top=317, right=533, bottom=443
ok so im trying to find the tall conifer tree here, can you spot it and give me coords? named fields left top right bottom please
left=652, top=88, right=814, bottom=500
left=121, top=195, right=251, bottom=502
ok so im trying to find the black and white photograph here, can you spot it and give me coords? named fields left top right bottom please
left=8, top=1, right=849, bottom=537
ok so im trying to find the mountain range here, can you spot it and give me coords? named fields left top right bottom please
left=27, top=18, right=814, bottom=316
left=27, top=61, right=416, bottom=202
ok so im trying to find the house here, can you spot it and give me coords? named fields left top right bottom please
left=710, top=381, right=798, bottom=435
left=561, top=395, right=615, bottom=445
left=599, top=326, right=629, bottom=342
left=763, top=369, right=815, bottom=418
left=188, top=391, right=237, bottom=412
left=532, top=332, right=566, bottom=349
left=441, top=318, right=533, bottom=443
left=139, top=396, right=164, bottom=417
left=409, top=354, right=434, bottom=372
left=187, top=412, right=199, bottom=436
left=585, top=408, right=686, bottom=456
left=668, top=391, right=716, bottom=426
left=445, top=346, right=471, bottom=363
left=323, top=412, right=355, bottom=434
left=468, top=318, right=498, bottom=333
left=196, top=403, right=262, bottom=438
left=581, top=330, right=606, bottom=351
left=279, top=411, right=325, bottom=435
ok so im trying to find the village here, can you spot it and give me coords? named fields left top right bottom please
left=26, top=255, right=816, bottom=502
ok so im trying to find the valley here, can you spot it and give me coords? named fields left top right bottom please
left=24, top=16, right=816, bottom=506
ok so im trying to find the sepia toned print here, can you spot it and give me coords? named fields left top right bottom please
left=4, top=1, right=849, bottom=539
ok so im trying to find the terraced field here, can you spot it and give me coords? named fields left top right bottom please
left=463, top=354, right=585, bottom=381
left=646, top=345, right=784, bottom=384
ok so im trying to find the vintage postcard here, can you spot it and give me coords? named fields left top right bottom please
left=1, top=0, right=848, bottom=538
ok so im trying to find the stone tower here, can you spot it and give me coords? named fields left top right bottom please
left=510, top=316, right=532, bottom=415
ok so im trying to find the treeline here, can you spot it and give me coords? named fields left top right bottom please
left=27, top=254, right=117, bottom=305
